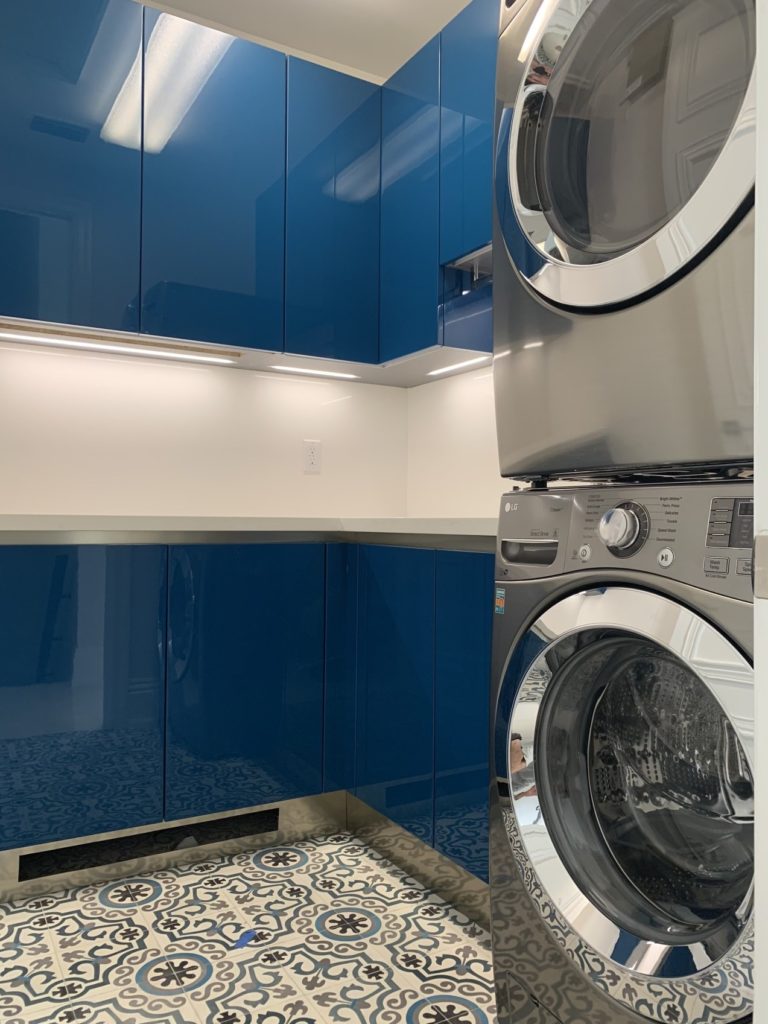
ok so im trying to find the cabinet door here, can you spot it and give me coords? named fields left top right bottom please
left=356, top=546, right=435, bottom=843
left=166, top=545, right=325, bottom=821
left=141, top=12, right=285, bottom=350
left=286, top=60, right=380, bottom=363
left=435, top=551, right=494, bottom=880
left=324, top=544, right=358, bottom=794
left=380, top=39, right=441, bottom=361
left=0, top=547, right=166, bottom=850
left=0, top=0, right=142, bottom=331
left=440, top=0, right=499, bottom=264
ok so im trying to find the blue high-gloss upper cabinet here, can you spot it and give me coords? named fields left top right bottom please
left=380, top=38, right=441, bottom=361
left=165, top=545, right=325, bottom=821
left=0, top=0, right=142, bottom=331
left=435, top=551, right=494, bottom=880
left=0, top=547, right=166, bottom=850
left=440, top=0, right=499, bottom=264
left=141, top=11, right=285, bottom=349
left=286, top=61, right=380, bottom=363
left=355, top=546, right=436, bottom=844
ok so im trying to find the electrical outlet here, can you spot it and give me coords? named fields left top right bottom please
left=303, top=439, right=322, bottom=475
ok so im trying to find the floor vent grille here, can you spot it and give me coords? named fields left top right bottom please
left=18, top=808, right=280, bottom=881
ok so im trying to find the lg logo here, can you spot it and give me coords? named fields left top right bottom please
left=505, top=502, right=519, bottom=513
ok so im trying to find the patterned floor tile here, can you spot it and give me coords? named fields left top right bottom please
left=1, top=834, right=496, bottom=1024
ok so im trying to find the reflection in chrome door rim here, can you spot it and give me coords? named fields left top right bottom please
left=503, top=587, right=754, bottom=1023
left=499, top=0, right=756, bottom=309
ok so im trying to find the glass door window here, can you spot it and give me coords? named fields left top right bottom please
left=502, top=588, right=753, bottom=1008
left=498, top=0, right=756, bottom=306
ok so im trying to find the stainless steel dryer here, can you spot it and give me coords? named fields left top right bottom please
left=490, top=483, right=754, bottom=1023
left=493, top=0, right=756, bottom=481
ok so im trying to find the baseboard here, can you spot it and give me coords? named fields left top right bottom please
left=0, top=791, right=348, bottom=902
left=346, top=793, right=490, bottom=929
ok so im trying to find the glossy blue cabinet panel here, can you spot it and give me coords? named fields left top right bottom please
left=324, top=544, right=358, bottom=793
left=440, top=0, right=499, bottom=264
left=141, top=11, right=285, bottom=349
left=286, top=60, right=380, bottom=363
left=0, top=0, right=142, bottom=330
left=380, top=38, right=441, bottom=361
left=165, top=545, right=325, bottom=821
left=355, top=546, right=435, bottom=844
left=435, top=551, right=494, bottom=880
left=0, top=547, right=166, bottom=850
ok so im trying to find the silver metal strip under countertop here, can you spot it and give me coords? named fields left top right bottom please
left=0, top=517, right=498, bottom=552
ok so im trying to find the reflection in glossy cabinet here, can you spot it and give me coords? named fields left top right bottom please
left=286, top=61, right=380, bottom=363
left=435, top=552, right=494, bottom=880
left=0, top=547, right=166, bottom=850
left=355, top=546, right=436, bottom=843
left=0, top=0, right=142, bottom=330
left=141, top=12, right=286, bottom=349
left=324, top=545, right=358, bottom=794
left=165, top=546, right=325, bottom=821
left=440, top=0, right=498, bottom=264
left=380, top=39, right=441, bottom=361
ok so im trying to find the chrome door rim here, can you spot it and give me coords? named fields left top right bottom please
left=504, top=587, right=753, bottom=1021
left=501, top=0, right=756, bottom=309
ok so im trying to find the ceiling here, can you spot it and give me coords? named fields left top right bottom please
left=143, top=0, right=474, bottom=83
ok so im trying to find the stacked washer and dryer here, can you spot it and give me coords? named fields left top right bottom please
left=490, top=2, right=756, bottom=1023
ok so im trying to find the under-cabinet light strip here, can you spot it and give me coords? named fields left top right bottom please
left=427, top=356, right=491, bottom=377
left=0, top=330, right=239, bottom=365
left=271, top=365, right=360, bottom=380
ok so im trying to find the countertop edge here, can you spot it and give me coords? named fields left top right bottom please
left=0, top=517, right=499, bottom=550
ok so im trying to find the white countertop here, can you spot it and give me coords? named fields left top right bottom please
left=0, top=515, right=498, bottom=540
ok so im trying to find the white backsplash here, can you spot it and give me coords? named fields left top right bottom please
left=0, top=345, right=504, bottom=518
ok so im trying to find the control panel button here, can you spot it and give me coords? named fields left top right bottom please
left=704, top=556, right=730, bottom=575
left=711, top=498, right=737, bottom=510
left=737, top=558, right=753, bottom=576
left=709, top=510, right=733, bottom=524
left=578, top=544, right=592, bottom=563
left=706, top=533, right=730, bottom=548
left=657, top=548, right=674, bottom=568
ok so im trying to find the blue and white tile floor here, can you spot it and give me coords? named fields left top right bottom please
left=0, top=832, right=496, bottom=1024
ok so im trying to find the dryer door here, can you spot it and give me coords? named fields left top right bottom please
left=496, top=0, right=756, bottom=309
left=501, top=587, right=754, bottom=1023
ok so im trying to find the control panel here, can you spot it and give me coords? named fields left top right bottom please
left=496, top=483, right=753, bottom=600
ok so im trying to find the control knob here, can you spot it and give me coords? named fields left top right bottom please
left=599, top=507, right=640, bottom=551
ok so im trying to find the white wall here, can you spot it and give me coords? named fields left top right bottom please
left=406, top=366, right=506, bottom=517
left=0, top=345, right=505, bottom=518
left=0, top=345, right=408, bottom=516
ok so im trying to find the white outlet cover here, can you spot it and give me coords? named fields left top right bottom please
left=303, top=439, right=322, bottom=474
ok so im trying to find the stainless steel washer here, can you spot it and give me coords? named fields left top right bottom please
left=490, top=483, right=754, bottom=1023
left=493, top=0, right=756, bottom=480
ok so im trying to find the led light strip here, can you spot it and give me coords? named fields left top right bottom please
left=0, top=329, right=239, bottom=366
left=427, top=355, right=492, bottom=377
left=271, top=365, right=360, bottom=380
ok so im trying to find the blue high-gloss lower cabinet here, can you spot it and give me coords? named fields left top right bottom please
left=435, top=551, right=494, bottom=880
left=324, top=544, right=358, bottom=794
left=0, top=0, right=143, bottom=331
left=286, top=60, right=380, bottom=363
left=0, top=547, right=166, bottom=850
left=355, top=546, right=436, bottom=844
left=165, top=545, right=325, bottom=821
left=141, top=11, right=286, bottom=349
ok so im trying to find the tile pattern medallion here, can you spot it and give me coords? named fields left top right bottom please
left=0, top=832, right=496, bottom=1024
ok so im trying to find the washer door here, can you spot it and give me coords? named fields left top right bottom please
left=496, top=0, right=756, bottom=309
left=502, top=587, right=753, bottom=1022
